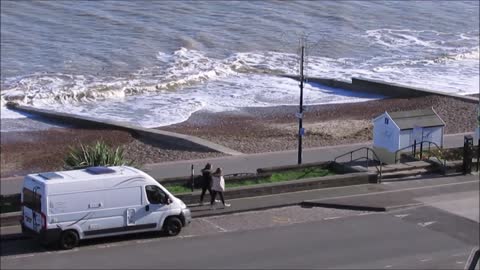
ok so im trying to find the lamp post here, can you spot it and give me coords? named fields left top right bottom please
left=297, top=45, right=305, bottom=165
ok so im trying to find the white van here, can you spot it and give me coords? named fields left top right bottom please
left=21, top=166, right=191, bottom=249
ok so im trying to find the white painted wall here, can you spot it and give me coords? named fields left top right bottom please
left=373, top=113, right=400, bottom=152
left=422, top=126, right=443, bottom=147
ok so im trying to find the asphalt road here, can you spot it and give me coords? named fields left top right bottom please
left=2, top=180, right=478, bottom=269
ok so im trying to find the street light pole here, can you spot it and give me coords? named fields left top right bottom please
left=298, top=45, right=305, bottom=165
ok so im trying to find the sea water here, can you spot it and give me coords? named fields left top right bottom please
left=1, top=1, right=478, bottom=131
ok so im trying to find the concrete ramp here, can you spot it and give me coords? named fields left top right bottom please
left=6, top=103, right=243, bottom=156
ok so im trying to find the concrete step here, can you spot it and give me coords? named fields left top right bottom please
left=380, top=168, right=435, bottom=180
left=379, top=161, right=434, bottom=174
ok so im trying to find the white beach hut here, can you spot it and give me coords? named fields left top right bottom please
left=372, top=107, right=445, bottom=164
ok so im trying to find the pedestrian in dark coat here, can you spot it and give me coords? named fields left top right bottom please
left=199, top=163, right=213, bottom=205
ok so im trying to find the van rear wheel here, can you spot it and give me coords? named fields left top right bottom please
left=59, top=230, right=79, bottom=250
left=163, top=217, right=182, bottom=236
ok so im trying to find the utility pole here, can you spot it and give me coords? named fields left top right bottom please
left=297, top=44, right=305, bottom=165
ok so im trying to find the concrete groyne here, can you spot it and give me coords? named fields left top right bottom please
left=6, top=103, right=243, bottom=156
left=282, top=75, right=479, bottom=104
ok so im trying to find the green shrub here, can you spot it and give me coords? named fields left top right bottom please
left=64, top=141, right=134, bottom=170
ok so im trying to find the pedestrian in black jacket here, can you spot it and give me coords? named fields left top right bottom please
left=199, top=163, right=213, bottom=205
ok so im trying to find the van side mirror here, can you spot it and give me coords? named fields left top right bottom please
left=145, top=205, right=150, bottom=212
left=162, top=196, right=171, bottom=205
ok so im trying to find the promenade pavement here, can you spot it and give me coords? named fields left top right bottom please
left=0, top=132, right=474, bottom=196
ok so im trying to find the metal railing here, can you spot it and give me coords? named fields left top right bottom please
left=394, top=140, right=446, bottom=173
left=334, top=147, right=383, bottom=181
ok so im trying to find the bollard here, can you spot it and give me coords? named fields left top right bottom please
left=463, top=135, right=473, bottom=175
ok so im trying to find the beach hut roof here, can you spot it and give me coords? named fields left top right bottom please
left=386, top=107, right=445, bottom=130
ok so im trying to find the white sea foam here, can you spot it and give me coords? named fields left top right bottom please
left=365, top=29, right=449, bottom=50
left=44, top=74, right=383, bottom=128
left=1, top=43, right=478, bottom=130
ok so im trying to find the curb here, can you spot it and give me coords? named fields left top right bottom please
left=300, top=201, right=424, bottom=212
left=300, top=201, right=387, bottom=212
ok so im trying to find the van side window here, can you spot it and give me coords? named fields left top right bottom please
left=145, top=185, right=168, bottom=204
left=23, top=188, right=41, bottom=212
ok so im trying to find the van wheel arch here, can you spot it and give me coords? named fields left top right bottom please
left=59, top=229, right=80, bottom=250
left=163, top=216, right=182, bottom=236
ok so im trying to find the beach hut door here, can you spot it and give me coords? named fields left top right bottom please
left=410, top=126, right=423, bottom=145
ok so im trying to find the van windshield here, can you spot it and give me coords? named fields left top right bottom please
left=23, top=188, right=41, bottom=212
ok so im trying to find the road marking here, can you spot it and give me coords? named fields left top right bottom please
left=384, top=265, right=392, bottom=268
left=97, top=243, right=118, bottom=249
left=324, top=216, right=342, bottom=220
left=394, top=214, right=410, bottom=218
left=56, top=248, right=78, bottom=254
left=272, top=216, right=291, bottom=224
left=418, top=221, right=436, bottom=227
left=420, top=258, right=432, bottom=262
left=136, top=239, right=157, bottom=244
left=203, top=218, right=228, bottom=232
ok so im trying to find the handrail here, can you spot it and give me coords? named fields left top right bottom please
left=394, top=140, right=446, bottom=173
left=394, top=140, right=440, bottom=162
left=334, top=147, right=383, bottom=182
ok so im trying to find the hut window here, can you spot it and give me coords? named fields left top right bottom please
left=384, top=117, right=389, bottom=125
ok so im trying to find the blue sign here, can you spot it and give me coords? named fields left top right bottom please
left=299, top=128, right=305, bottom=137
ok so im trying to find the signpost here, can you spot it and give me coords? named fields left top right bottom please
left=299, top=128, right=305, bottom=137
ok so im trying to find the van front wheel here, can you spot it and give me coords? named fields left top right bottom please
left=59, top=230, right=79, bottom=250
left=163, top=217, right=182, bottom=236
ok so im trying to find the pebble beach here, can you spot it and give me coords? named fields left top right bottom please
left=1, top=94, right=477, bottom=178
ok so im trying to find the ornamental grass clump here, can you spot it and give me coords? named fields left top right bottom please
left=64, top=141, right=134, bottom=170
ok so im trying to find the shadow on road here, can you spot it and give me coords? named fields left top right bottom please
left=1, top=231, right=171, bottom=257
